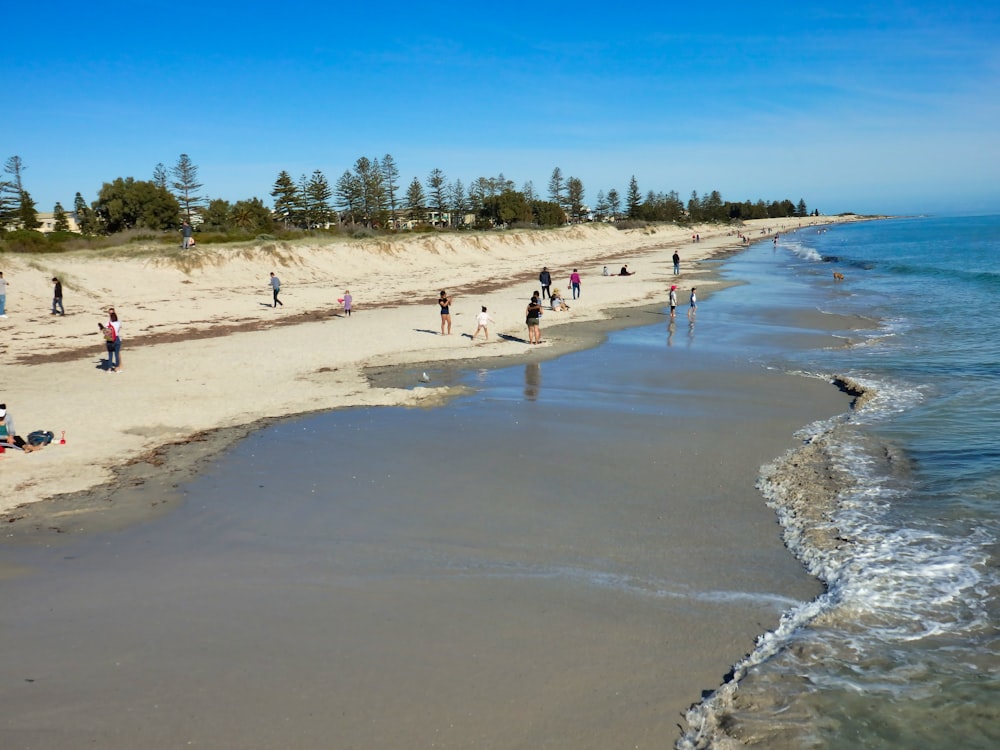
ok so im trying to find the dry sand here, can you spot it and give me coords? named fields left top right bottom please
left=1, top=216, right=854, bottom=517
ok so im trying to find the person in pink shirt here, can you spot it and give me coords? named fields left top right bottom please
left=569, top=269, right=581, bottom=299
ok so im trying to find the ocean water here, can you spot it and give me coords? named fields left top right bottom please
left=680, top=214, right=1000, bottom=749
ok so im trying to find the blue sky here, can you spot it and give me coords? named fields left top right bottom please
left=5, top=1, right=998, bottom=217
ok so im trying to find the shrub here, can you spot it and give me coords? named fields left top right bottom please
left=1, top=229, right=53, bottom=253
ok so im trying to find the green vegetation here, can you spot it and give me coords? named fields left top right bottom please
left=1, top=151, right=820, bottom=255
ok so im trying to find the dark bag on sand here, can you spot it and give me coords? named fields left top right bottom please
left=27, top=430, right=54, bottom=446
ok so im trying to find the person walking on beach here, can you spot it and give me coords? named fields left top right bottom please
left=672, top=251, right=680, bottom=275
left=669, top=285, right=678, bottom=319
left=470, top=306, right=494, bottom=341
left=51, top=277, right=64, bottom=316
left=526, top=292, right=542, bottom=344
left=181, top=221, right=193, bottom=249
left=688, top=287, right=697, bottom=320
left=270, top=272, right=283, bottom=307
left=569, top=269, right=581, bottom=300
left=99, top=308, right=122, bottom=372
left=539, top=267, right=552, bottom=300
left=0, top=271, right=8, bottom=317
left=438, top=290, right=452, bottom=335
left=342, top=290, right=352, bottom=317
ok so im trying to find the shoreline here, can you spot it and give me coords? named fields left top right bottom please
left=0, top=216, right=882, bottom=749
left=1, top=215, right=873, bottom=525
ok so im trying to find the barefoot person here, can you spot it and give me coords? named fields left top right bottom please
left=526, top=292, right=542, bottom=344
left=0, top=405, right=43, bottom=453
left=688, top=287, right=697, bottom=320
left=669, top=285, right=678, bottom=318
left=438, top=290, right=452, bottom=335
left=470, top=306, right=494, bottom=341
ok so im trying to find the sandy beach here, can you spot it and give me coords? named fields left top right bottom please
left=1, top=215, right=872, bottom=749
left=0, top=216, right=853, bottom=517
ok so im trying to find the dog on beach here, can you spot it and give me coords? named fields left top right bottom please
left=833, top=272, right=845, bottom=281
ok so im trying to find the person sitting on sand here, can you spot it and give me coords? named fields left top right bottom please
left=549, top=288, right=570, bottom=311
left=0, top=405, right=42, bottom=453
left=619, top=264, right=635, bottom=276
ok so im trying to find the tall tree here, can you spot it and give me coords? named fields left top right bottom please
left=687, top=190, right=701, bottom=221
left=335, top=170, right=363, bottom=225
left=170, top=153, right=204, bottom=222
left=53, top=201, right=70, bottom=232
left=380, top=154, right=401, bottom=227
left=547, top=167, right=565, bottom=209
left=2, top=156, right=27, bottom=225
left=425, top=168, right=447, bottom=225
left=270, top=171, right=300, bottom=227
left=626, top=176, right=642, bottom=219
left=73, top=191, right=98, bottom=234
left=152, top=162, right=169, bottom=190
left=352, top=157, right=386, bottom=228
left=448, top=179, right=467, bottom=227
left=594, top=190, right=608, bottom=221
left=566, top=176, right=585, bottom=222
left=405, top=177, right=426, bottom=221
left=18, top=190, right=40, bottom=229
left=703, top=190, right=724, bottom=221
left=606, top=188, right=621, bottom=221
left=305, top=169, right=334, bottom=227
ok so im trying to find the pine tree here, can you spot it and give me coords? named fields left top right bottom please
left=405, top=177, right=426, bottom=221
left=448, top=179, right=467, bottom=227
left=607, top=188, right=621, bottom=220
left=627, top=176, right=642, bottom=219
left=305, top=169, right=334, bottom=227
left=18, top=190, right=40, bottom=229
left=566, top=177, right=585, bottom=222
left=53, top=202, right=69, bottom=232
left=170, top=153, right=204, bottom=222
left=548, top=167, right=565, bottom=209
left=594, top=190, right=608, bottom=221
left=426, top=168, right=447, bottom=225
left=335, top=170, right=362, bottom=225
left=73, top=191, right=97, bottom=235
left=2, top=156, right=27, bottom=226
left=270, top=171, right=300, bottom=228
left=380, top=154, right=401, bottom=227
left=153, top=162, right=169, bottom=190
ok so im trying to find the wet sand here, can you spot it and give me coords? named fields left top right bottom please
left=0, top=285, right=860, bottom=749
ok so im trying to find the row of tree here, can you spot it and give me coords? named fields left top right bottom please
left=3, top=152, right=813, bottom=239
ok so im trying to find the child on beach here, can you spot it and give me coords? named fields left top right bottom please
left=669, top=285, right=678, bottom=318
left=470, top=306, right=494, bottom=341
left=343, top=290, right=352, bottom=317
left=688, top=287, right=697, bottom=320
